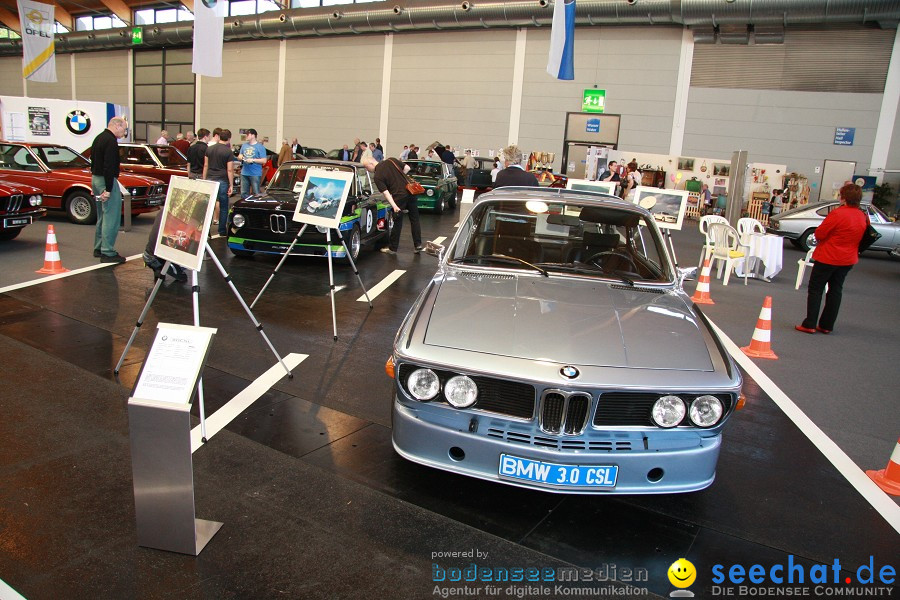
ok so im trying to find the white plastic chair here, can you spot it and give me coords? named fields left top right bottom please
left=795, top=248, right=815, bottom=290
left=698, top=215, right=729, bottom=268
left=737, top=217, right=765, bottom=242
left=708, top=222, right=747, bottom=285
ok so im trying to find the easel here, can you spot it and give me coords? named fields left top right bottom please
left=115, top=243, right=293, bottom=443
left=250, top=224, right=373, bottom=341
left=663, top=229, right=679, bottom=268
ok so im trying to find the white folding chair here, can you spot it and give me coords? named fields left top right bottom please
left=708, top=222, right=747, bottom=285
left=795, top=248, right=815, bottom=290
left=698, top=215, right=729, bottom=268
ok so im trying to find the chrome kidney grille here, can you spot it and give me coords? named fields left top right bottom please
left=270, top=213, right=288, bottom=233
left=540, top=390, right=591, bottom=435
left=1, top=194, right=23, bottom=212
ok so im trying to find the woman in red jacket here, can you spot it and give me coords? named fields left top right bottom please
left=796, top=183, right=868, bottom=334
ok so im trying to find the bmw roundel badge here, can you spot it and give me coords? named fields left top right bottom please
left=560, top=366, right=579, bottom=379
left=66, top=110, right=91, bottom=135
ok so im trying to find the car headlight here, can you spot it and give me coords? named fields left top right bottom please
left=407, top=368, right=440, bottom=401
left=29, top=195, right=41, bottom=206
left=232, top=213, right=245, bottom=228
left=652, top=395, right=686, bottom=428
left=426, top=188, right=434, bottom=197
left=444, top=375, right=477, bottom=408
left=131, top=188, right=139, bottom=196
left=689, top=395, right=723, bottom=427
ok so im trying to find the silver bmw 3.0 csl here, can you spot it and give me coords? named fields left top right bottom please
left=387, top=187, right=743, bottom=494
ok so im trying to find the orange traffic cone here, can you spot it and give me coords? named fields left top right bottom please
left=866, top=438, right=900, bottom=496
left=36, top=225, right=70, bottom=275
left=741, top=296, right=778, bottom=359
left=691, top=258, right=715, bottom=305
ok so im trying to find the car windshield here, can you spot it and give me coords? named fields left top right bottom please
left=406, top=161, right=442, bottom=178
left=149, top=145, right=188, bottom=167
left=450, top=199, right=672, bottom=283
left=268, top=163, right=355, bottom=194
left=33, top=146, right=90, bottom=169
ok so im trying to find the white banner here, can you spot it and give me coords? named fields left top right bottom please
left=17, top=0, right=56, bottom=83
left=192, top=0, right=226, bottom=78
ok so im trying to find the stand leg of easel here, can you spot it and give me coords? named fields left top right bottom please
left=190, top=268, right=208, bottom=443
left=203, top=244, right=293, bottom=379
left=115, top=261, right=173, bottom=375
left=326, top=230, right=338, bottom=341
left=250, top=224, right=309, bottom=309
left=334, top=228, right=372, bottom=309
left=665, top=229, right=679, bottom=268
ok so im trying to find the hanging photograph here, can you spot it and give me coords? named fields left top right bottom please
left=713, top=163, right=731, bottom=176
left=677, top=157, right=695, bottom=171
left=154, top=175, right=219, bottom=271
left=565, top=178, right=618, bottom=196
left=631, top=186, right=690, bottom=231
left=291, top=167, right=354, bottom=229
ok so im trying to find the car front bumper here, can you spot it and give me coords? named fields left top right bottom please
left=765, top=226, right=795, bottom=239
left=392, top=400, right=722, bottom=494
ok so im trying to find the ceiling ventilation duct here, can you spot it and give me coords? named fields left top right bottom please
left=692, top=25, right=717, bottom=43
left=754, top=25, right=786, bottom=44
left=0, top=0, right=896, bottom=55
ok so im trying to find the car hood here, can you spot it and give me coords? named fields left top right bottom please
left=0, top=178, right=42, bottom=194
left=51, top=168, right=164, bottom=187
left=423, top=273, right=713, bottom=371
left=233, top=189, right=297, bottom=209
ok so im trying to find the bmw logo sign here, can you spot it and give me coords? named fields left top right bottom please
left=560, top=366, right=579, bottom=379
left=66, top=110, right=91, bottom=135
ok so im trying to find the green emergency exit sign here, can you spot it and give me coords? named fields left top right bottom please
left=582, top=89, right=606, bottom=113
left=132, top=27, right=143, bottom=45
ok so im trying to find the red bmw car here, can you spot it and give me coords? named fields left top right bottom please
left=0, top=142, right=166, bottom=224
left=0, top=179, right=45, bottom=241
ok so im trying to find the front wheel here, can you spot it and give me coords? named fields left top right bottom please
left=448, top=189, right=457, bottom=209
left=798, top=228, right=817, bottom=252
left=66, top=191, right=97, bottom=224
left=434, top=193, right=444, bottom=215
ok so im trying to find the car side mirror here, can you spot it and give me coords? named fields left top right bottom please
left=677, top=266, right=697, bottom=283
left=424, top=241, right=444, bottom=258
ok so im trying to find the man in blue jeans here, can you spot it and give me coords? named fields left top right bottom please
left=239, top=128, right=267, bottom=198
left=203, top=128, right=235, bottom=236
left=90, top=116, right=129, bottom=263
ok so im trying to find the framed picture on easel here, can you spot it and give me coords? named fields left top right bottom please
left=632, top=186, right=690, bottom=231
left=154, top=176, right=219, bottom=272
left=292, top=168, right=354, bottom=229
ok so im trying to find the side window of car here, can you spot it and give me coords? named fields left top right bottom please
left=356, top=171, right=370, bottom=196
left=11, top=147, right=40, bottom=171
left=866, top=205, right=884, bottom=224
left=816, top=206, right=834, bottom=217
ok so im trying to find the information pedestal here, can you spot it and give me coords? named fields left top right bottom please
left=129, top=397, right=222, bottom=555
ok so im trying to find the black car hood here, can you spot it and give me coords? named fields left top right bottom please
left=234, top=189, right=297, bottom=210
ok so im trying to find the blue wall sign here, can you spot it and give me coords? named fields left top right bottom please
left=834, top=127, right=855, bottom=146
left=586, top=119, right=600, bottom=133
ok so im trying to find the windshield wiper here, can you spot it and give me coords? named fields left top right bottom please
left=537, top=263, right=635, bottom=286
left=453, top=254, right=549, bottom=277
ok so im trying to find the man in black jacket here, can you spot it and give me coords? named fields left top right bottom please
left=90, top=116, right=128, bottom=263
left=494, top=144, right=539, bottom=188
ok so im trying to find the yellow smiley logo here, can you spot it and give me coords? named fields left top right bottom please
left=668, top=558, right=696, bottom=588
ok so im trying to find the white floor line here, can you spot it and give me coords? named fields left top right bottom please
left=432, top=236, right=447, bottom=245
left=190, top=353, right=306, bottom=453
left=357, top=269, right=405, bottom=302
left=0, top=578, right=26, bottom=600
left=453, top=221, right=460, bottom=228
left=708, top=320, right=900, bottom=534
left=0, top=254, right=142, bottom=294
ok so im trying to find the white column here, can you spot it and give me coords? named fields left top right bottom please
left=508, top=28, right=527, bottom=145
left=669, top=27, right=694, bottom=157
left=276, top=39, right=286, bottom=145
left=128, top=49, right=135, bottom=138
left=379, top=33, right=393, bottom=151
left=870, top=27, right=900, bottom=180
left=70, top=54, right=76, bottom=99
left=194, top=74, right=201, bottom=130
